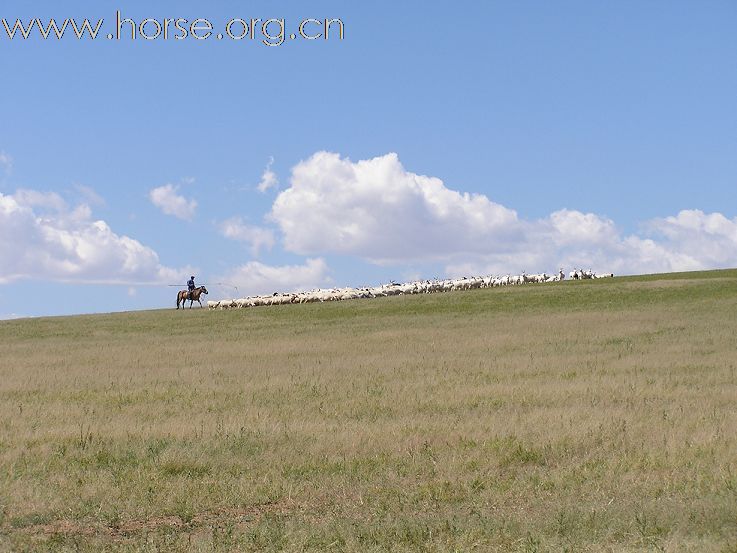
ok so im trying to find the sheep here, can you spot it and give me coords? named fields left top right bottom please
left=207, top=265, right=614, bottom=313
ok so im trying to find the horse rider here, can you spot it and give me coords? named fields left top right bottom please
left=187, top=275, right=196, bottom=299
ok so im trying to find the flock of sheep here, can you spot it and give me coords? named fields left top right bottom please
left=207, top=268, right=614, bottom=310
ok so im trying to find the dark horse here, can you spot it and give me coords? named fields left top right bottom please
left=177, top=286, right=208, bottom=309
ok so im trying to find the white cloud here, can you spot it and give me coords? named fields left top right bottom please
left=643, top=210, right=737, bottom=269
left=445, top=208, right=737, bottom=277
left=218, top=258, right=331, bottom=296
left=257, top=157, right=279, bottom=193
left=271, top=152, right=518, bottom=263
left=0, top=190, right=189, bottom=284
left=149, top=184, right=197, bottom=221
left=0, top=151, right=12, bottom=174
left=219, top=217, right=275, bottom=256
left=12, top=189, right=67, bottom=211
left=269, top=151, right=737, bottom=277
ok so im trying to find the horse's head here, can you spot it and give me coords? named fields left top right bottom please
left=201, top=286, right=208, bottom=295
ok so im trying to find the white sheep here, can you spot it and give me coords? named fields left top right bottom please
left=207, top=265, right=611, bottom=313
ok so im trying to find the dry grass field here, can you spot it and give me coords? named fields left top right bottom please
left=1, top=270, right=736, bottom=552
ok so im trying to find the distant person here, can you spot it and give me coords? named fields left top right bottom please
left=187, top=275, right=196, bottom=299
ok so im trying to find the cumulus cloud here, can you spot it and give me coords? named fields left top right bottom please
left=218, top=258, right=331, bottom=296
left=445, top=208, right=737, bottom=277
left=271, top=152, right=518, bottom=263
left=219, top=217, right=275, bottom=257
left=149, top=184, right=197, bottom=220
left=644, top=210, right=737, bottom=269
left=12, top=189, right=68, bottom=211
left=0, top=190, right=189, bottom=284
left=257, top=157, right=279, bottom=193
left=269, top=151, right=737, bottom=277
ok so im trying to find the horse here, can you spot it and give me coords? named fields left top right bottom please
left=177, top=286, right=208, bottom=309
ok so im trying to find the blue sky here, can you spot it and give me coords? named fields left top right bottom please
left=1, top=0, right=736, bottom=318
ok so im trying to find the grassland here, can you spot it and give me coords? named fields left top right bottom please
left=1, top=270, right=736, bottom=552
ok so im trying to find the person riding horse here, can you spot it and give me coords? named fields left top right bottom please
left=187, top=276, right=196, bottom=300
left=177, top=282, right=208, bottom=309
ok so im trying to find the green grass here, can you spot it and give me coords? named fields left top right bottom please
left=0, top=269, right=736, bottom=551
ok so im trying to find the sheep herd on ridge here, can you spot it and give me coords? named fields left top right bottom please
left=206, top=268, right=614, bottom=310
